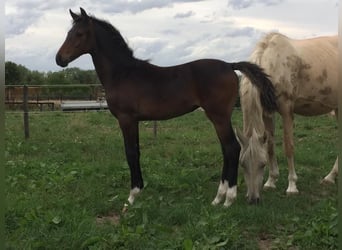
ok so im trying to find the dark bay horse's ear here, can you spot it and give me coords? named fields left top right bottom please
left=69, top=9, right=80, bottom=21
left=80, top=8, right=89, bottom=19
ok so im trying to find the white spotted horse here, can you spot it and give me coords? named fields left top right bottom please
left=237, top=32, right=338, bottom=203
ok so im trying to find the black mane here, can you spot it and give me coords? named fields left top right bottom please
left=90, top=16, right=134, bottom=58
left=88, top=15, right=150, bottom=69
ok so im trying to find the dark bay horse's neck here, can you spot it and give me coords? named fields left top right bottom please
left=90, top=48, right=145, bottom=88
left=91, top=52, right=113, bottom=87
left=90, top=23, right=142, bottom=87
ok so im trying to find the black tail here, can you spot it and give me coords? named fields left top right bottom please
left=231, top=61, right=278, bottom=113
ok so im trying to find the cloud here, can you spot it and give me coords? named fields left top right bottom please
left=228, top=0, right=284, bottom=10
left=5, top=0, right=205, bottom=37
left=96, top=0, right=205, bottom=14
left=6, top=10, right=41, bottom=37
left=129, top=36, right=169, bottom=60
left=5, top=0, right=76, bottom=37
left=174, top=11, right=195, bottom=19
left=224, top=27, right=257, bottom=37
left=5, top=0, right=338, bottom=72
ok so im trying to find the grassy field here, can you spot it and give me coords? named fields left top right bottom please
left=5, top=109, right=337, bottom=249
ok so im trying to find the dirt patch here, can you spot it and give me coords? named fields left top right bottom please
left=258, top=233, right=273, bottom=250
left=96, top=212, right=120, bottom=226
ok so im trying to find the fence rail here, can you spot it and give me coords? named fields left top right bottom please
left=5, top=84, right=105, bottom=104
left=5, top=84, right=158, bottom=139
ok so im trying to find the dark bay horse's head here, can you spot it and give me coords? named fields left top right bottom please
left=236, top=128, right=268, bottom=204
left=56, top=8, right=95, bottom=67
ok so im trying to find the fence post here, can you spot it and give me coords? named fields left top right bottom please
left=153, top=121, right=157, bottom=138
left=23, top=85, right=29, bottom=139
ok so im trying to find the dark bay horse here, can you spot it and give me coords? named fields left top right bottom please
left=56, top=8, right=277, bottom=207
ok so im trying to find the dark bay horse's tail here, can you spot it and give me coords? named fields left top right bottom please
left=231, top=62, right=278, bottom=113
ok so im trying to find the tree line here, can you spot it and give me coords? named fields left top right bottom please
left=5, top=61, right=103, bottom=100
left=5, top=61, right=100, bottom=86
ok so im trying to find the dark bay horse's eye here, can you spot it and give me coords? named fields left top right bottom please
left=76, top=32, right=84, bottom=37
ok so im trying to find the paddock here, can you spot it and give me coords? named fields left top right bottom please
left=5, top=109, right=337, bottom=249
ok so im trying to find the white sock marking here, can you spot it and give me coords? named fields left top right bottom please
left=212, top=180, right=228, bottom=205
left=127, top=187, right=141, bottom=204
left=224, top=185, right=237, bottom=207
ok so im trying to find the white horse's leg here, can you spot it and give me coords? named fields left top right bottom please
left=322, top=157, right=338, bottom=184
left=263, top=114, right=279, bottom=189
left=212, top=180, right=228, bottom=205
left=282, top=111, right=299, bottom=194
left=322, top=109, right=338, bottom=184
left=286, top=156, right=298, bottom=193
left=322, top=109, right=339, bottom=184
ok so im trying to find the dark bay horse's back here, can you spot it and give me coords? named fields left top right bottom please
left=102, top=59, right=240, bottom=121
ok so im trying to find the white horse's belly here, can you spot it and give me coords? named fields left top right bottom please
left=294, top=97, right=336, bottom=116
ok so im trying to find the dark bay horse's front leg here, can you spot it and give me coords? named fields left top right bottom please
left=118, top=117, right=144, bottom=204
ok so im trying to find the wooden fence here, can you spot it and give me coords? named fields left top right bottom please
left=5, top=84, right=158, bottom=139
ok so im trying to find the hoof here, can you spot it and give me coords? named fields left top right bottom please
left=264, top=179, right=277, bottom=190
left=122, top=203, right=129, bottom=214
left=286, top=190, right=299, bottom=195
left=127, top=187, right=141, bottom=205
left=223, top=200, right=233, bottom=208
left=211, top=199, right=221, bottom=206
left=320, top=178, right=335, bottom=185
left=263, top=184, right=276, bottom=190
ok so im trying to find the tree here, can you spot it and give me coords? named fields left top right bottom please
left=5, top=61, right=102, bottom=100
left=26, top=70, right=45, bottom=85
left=5, top=61, right=27, bottom=85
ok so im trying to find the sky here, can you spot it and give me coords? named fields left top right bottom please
left=5, top=0, right=339, bottom=72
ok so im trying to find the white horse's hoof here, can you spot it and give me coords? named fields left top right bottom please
left=122, top=203, right=129, bottom=213
left=263, top=184, right=276, bottom=190
left=321, top=178, right=335, bottom=185
left=211, top=199, right=221, bottom=206
left=286, top=190, right=299, bottom=195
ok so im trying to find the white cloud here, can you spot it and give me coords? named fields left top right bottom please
left=5, top=0, right=338, bottom=72
left=174, top=11, right=196, bottom=19
left=227, top=0, right=284, bottom=9
left=88, top=0, right=205, bottom=14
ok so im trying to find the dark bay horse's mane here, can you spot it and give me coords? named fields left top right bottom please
left=73, top=14, right=148, bottom=67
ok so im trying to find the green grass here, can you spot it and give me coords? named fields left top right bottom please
left=5, top=110, right=337, bottom=249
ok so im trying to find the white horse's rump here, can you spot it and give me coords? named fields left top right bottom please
left=238, top=32, right=338, bottom=201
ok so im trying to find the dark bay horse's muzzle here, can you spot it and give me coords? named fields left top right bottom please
left=55, top=54, right=69, bottom=67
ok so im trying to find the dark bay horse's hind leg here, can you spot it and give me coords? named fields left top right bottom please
left=118, top=117, right=144, bottom=204
left=207, top=112, right=240, bottom=207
